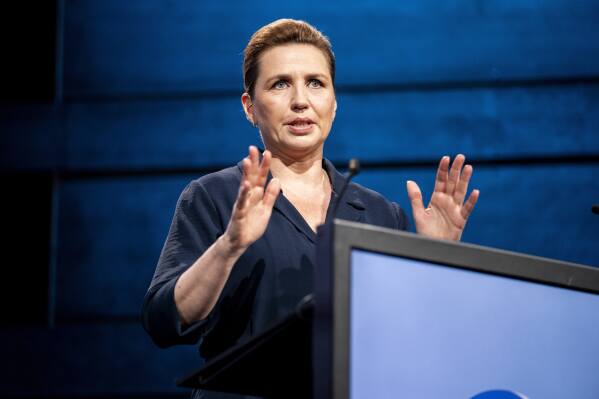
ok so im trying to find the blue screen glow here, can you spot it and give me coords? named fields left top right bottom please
left=350, top=249, right=599, bottom=399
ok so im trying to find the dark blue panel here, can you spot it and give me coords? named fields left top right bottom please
left=64, top=84, right=599, bottom=169
left=354, top=164, right=599, bottom=267
left=56, top=176, right=197, bottom=319
left=0, top=105, right=62, bottom=170
left=64, top=98, right=259, bottom=169
left=63, top=0, right=599, bottom=96
left=329, top=83, right=599, bottom=163
left=0, top=323, right=199, bottom=395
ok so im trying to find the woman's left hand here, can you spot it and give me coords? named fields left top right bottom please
left=407, top=154, right=479, bottom=241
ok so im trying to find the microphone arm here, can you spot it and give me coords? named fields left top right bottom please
left=331, top=158, right=360, bottom=219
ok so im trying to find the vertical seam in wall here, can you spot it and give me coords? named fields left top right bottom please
left=48, top=173, right=60, bottom=329
left=54, top=0, right=65, bottom=106
left=48, top=0, right=65, bottom=328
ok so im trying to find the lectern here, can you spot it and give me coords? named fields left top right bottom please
left=180, top=220, right=599, bottom=398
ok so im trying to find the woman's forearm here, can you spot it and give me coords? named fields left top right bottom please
left=174, top=147, right=280, bottom=326
left=174, top=232, right=247, bottom=325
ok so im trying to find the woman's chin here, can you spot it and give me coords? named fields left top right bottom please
left=275, top=139, right=324, bottom=158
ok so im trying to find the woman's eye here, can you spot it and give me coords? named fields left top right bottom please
left=308, top=79, right=323, bottom=88
left=272, top=80, right=288, bottom=89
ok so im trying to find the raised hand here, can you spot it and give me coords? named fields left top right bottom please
left=225, top=146, right=281, bottom=251
left=407, top=154, right=479, bottom=241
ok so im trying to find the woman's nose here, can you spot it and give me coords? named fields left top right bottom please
left=290, top=86, right=309, bottom=112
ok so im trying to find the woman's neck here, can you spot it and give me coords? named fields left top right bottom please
left=269, top=151, right=325, bottom=186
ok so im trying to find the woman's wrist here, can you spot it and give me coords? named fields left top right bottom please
left=219, top=231, right=248, bottom=259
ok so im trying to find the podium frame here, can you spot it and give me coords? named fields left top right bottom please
left=313, top=219, right=599, bottom=399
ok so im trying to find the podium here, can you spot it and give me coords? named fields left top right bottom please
left=179, top=220, right=599, bottom=398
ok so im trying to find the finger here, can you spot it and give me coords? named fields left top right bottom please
left=461, top=189, right=480, bottom=220
left=241, top=156, right=251, bottom=181
left=257, top=150, right=271, bottom=187
left=433, top=156, right=450, bottom=194
left=239, top=157, right=252, bottom=203
left=446, top=154, right=465, bottom=196
left=248, top=145, right=260, bottom=183
left=406, top=180, right=425, bottom=214
left=263, top=178, right=281, bottom=209
left=248, top=145, right=259, bottom=164
left=454, top=164, right=473, bottom=205
left=235, top=179, right=251, bottom=212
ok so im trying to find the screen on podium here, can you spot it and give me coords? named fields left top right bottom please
left=349, top=249, right=599, bottom=399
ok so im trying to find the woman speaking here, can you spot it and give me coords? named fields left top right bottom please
left=142, top=18, right=479, bottom=398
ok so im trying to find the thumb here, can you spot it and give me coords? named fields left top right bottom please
left=406, top=180, right=425, bottom=213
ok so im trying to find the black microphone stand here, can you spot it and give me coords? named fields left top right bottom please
left=331, top=158, right=360, bottom=219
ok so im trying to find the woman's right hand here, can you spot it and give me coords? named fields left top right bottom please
left=224, top=146, right=281, bottom=252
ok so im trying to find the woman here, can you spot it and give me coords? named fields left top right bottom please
left=142, top=19, right=479, bottom=398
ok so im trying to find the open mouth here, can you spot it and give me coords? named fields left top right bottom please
left=286, top=118, right=315, bottom=134
left=287, top=123, right=313, bottom=134
left=289, top=121, right=312, bottom=127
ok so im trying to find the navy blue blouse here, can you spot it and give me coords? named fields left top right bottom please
left=142, top=158, right=408, bottom=362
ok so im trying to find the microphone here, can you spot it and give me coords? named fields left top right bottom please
left=593, top=204, right=599, bottom=215
left=331, top=158, right=360, bottom=220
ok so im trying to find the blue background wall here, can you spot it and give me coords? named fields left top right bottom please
left=1, top=1, right=598, bottom=397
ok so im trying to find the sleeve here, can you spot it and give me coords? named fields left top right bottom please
left=141, top=180, right=225, bottom=348
left=391, top=201, right=409, bottom=231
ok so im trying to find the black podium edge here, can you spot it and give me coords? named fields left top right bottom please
left=176, top=294, right=314, bottom=390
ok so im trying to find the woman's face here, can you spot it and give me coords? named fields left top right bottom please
left=242, top=43, right=337, bottom=160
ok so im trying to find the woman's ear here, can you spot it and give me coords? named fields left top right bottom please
left=241, top=92, right=256, bottom=127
